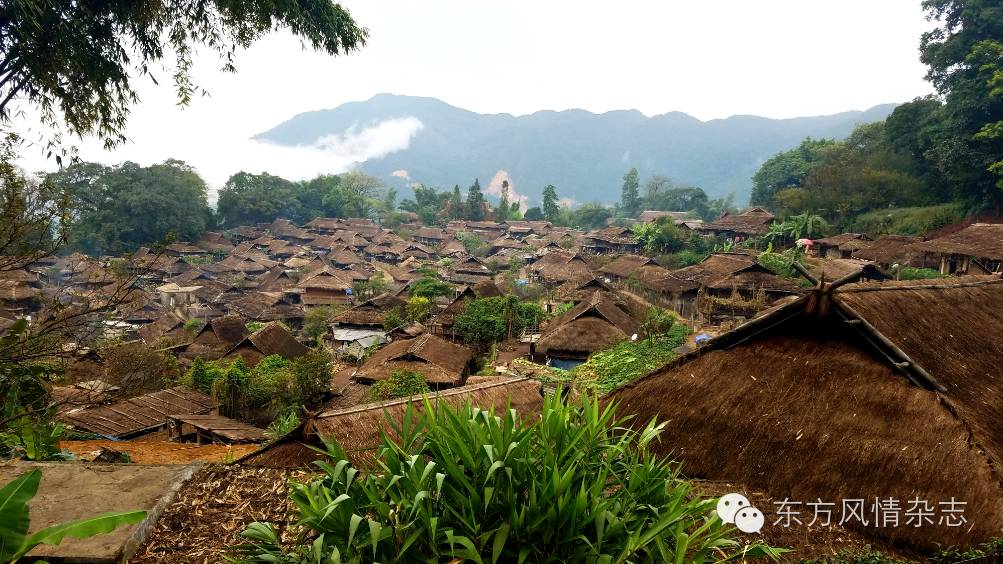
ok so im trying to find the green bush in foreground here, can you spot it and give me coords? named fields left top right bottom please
left=232, top=393, right=784, bottom=563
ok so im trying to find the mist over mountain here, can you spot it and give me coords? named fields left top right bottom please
left=255, top=94, right=897, bottom=205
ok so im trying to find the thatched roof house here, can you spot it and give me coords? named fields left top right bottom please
left=240, top=377, right=544, bottom=469
left=598, top=254, right=656, bottom=282
left=607, top=275, right=1003, bottom=549
left=911, top=223, right=1003, bottom=275
left=58, top=387, right=217, bottom=438
left=137, top=312, right=186, bottom=346
left=854, top=235, right=928, bottom=268
left=355, top=333, right=473, bottom=387
left=528, top=251, right=592, bottom=285
left=554, top=276, right=617, bottom=304
left=222, top=321, right=309, bottom=366
left=295, top=265, right=353, bottom=305
left=535, top=291, right=639, bottom=368
left=178, top=315, right=248, bottom=363
left=332, top=293, right=407, bottom=328
left=698, top=207, right=775, bottom=238
left=814, top=233, right=872, bottom=259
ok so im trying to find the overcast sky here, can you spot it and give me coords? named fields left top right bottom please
left=15, top=0, right=936, bottom=192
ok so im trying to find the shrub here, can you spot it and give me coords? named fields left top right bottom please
left=454, top=295, right=544, bottom=347
left=183, top=318, right=205, bottom=333
left=409, top=276, right=454, bottom=299
left=573, top=324, right=691, bottom=394
left=245, top=321, right=265, bottom=333
left=302, top=306, right=335, bottom=342
left=289, top=350, right=333, bottom=405
left=368, top=369, right=430, bottom=401
left=265, top=411, right=300, bottom=441
left=232, top=393, right=784, bottom=562
left=897, top=266, right=945, bottom=280
left=847, top=202, right=966, bottom=236
left=405, top=296, right=433, bottom=323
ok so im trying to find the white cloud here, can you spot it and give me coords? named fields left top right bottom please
left=16, top=115, right=424, bottom=205
left=391, top=169, right=412, bottom=180
left=484, top=170, right=529, bottom=209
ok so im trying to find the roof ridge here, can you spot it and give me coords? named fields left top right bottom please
left=835, top=277, right=1003, bottom=293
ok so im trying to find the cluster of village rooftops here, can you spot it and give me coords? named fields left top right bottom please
left=5, top=206, right=1003, bottom=559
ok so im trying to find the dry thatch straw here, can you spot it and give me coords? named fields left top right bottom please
left=537, top=291, right=639, bottom=357
left=607, top=276, right=1003, bottom=550
left=240, top=377, right=544, bottom=469
left=355, top=333, right=473, bottom=386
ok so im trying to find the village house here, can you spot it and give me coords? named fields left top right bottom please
left=607, top=275, right=1003, bottom=550
left=697, top=207, right=775, bottom=240
left=813, top=233, right=873, bottom=259
left=910, top=222, right=1003, bottom=275
left=582, top=226, right=641, bottom=255
left=354, top=333, right=474, bottom=388
left=222, top=321, right=309, bottom=367
left=534, top=291, right=640, bottom=369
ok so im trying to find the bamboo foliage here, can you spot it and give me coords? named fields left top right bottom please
left=232, top=393, right=784, bottom=562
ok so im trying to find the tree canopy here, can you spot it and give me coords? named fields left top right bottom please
left=0, top=0, right=367, bottom=153
left=48, top=159, right=213, bottom=255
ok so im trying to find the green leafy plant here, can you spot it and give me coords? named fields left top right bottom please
left=572, top=324, right=691, bottom=394
left=0, top=469, right=146, bottom=563
left=231, top=392, right=784, bottom=563
left=265, top=411, right=301, bottom=442
left=368, top=369, right=430, bottom=401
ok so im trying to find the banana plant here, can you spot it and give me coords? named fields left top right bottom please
left=0, top=468, right=146, bottom=563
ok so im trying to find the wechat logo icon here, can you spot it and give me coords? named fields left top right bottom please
left=716, top=493, right=765, bottom=534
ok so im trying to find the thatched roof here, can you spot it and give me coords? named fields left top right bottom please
left=606, top=276, right=1003, bottom=549
left=598, top=254, right=656, bottom=278
left=554, top=276, right=616, bottom=303
left=223, top=321, right=309, bottom=366
left=699, top=207, right=775, bottom=236
left=356, top=333, right=473, bottom=386
left=807, top=259, right=890, bottom=283
left=814, top=232, right=872, bottom=248
left=911, top=222, right=1003, bottom=260
left=537, top=291, right=639, bottom=356
left=137, top=312, right=186, bottom=345
left=239, top=377, right=544, bottom=469
left=853, top=235, right=926, bottom=266
left=333, top=293, right=407, bottom=327
left=671, top=253, right=757, bottom=286
left=472, top=279, right=503, bottom=297
left=296, top=265, right=352, bottom=291
left=58, top=387, right=217, bottom=438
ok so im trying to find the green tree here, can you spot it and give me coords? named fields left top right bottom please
left=465, top=178, right=486, bottom=220
left=216, top=171, right=301, bottom=227
left=541, top=184, right=560, bottom=223
left=368, top=369, right=430, bottom=401
left=574, top=203, right=612, bottom=229
left=454, top=296, right=543, bottom=348
left=0, top=0, right=367, bottom=154
left=919, top=0, right=1003, bottom=206
left=405, top=296, right=433, bottom=323
left=750, top=138, right=837, bottom=207
left=620, top=167, right=641, bottom=218
left=447, top=185, right=464, bottom=220
left=633, top=218, right=685, bottom=254
left=523, top=206, right=544, bottom=221
left=496, top=180, right=511, bottom=221
left=50, top=159, right=213, bottom=255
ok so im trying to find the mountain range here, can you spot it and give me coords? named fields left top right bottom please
left=255, top=94, right=898, bottom=206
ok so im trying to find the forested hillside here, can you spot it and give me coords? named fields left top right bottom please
left=255, top=94, right=896, bottom=204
